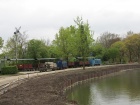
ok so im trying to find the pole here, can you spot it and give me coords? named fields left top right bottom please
left=14, top=27, right=21, bottom=64
left=15, top=34, right=17, bottom=64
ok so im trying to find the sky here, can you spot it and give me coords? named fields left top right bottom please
left=0, top=0, right=140, bottom=43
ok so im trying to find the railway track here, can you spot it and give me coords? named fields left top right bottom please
left=0, top=77, right=28, bottom=95
left=0, top=64, right=125, bottom=95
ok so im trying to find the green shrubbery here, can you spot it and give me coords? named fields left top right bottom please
left=1, top=66, right=18, bottom=75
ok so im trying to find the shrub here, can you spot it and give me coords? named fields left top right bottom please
left=1, top=66, right=18, bottom=75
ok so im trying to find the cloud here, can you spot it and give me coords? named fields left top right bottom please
left=0, top=0, right=140, bottom=43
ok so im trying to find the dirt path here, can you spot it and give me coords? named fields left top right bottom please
left=0, top=65, right=110, bottom=87
left=1, top=65, right=98, bottom=86
left=0, top=71, right=39, bottom=86
left=0, top=67, right=83, bottom=88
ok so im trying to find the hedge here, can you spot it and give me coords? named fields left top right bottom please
left=1, top=66, right=18, bottom=75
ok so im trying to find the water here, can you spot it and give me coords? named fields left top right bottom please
left=67, top=69, right=140, bottom=105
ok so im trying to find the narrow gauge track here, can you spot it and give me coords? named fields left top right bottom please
left=0, top=66, right=88, bottom=95
left=0, top=77, right=28, bottom=95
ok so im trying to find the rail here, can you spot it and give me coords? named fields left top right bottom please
left=0, top=64, right=139, bottom=96
left=0, top=65, right=114, bottom=95
left=0, top=65, right=124, bottom=95
left=0, top=73, right=35, bottom=95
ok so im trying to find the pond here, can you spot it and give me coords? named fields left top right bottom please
left=67, top=69, right=140, bottom=105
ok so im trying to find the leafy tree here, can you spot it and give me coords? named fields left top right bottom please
left=53, top=26, right=76, bottom=60
left=0, top=37, right=4, bottom=49
left=53, top=17, right=94, bottom=69
left=91, top=43, right=104, bottom=59
left=124, top=34, right=140, bottom=62
left=108, top=47, right=119, bottom=63
left=111, top=41, right=125, bottom=63
left=74, top=17, right=94, bottom=69
left=48, top=44, right=60, bottom=58
left=102, top=49, right=110, bottom=62
left=26, top=39, right=48, bottom=59
left=127, top=30, right=134, bottom=36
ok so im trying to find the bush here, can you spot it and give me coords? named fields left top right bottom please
left=1, top=66, right=18, bottom=75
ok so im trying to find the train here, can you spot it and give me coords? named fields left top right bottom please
left=0, top=57, right=101, bottom=72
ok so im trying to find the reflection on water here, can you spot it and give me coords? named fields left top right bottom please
left=67, top=69, right=140, bottom=105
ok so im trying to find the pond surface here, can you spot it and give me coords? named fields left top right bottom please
left=67, top=69, right=140, bottom=105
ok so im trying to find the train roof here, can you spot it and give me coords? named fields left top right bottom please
left=77, top=57, right=95, bottom=59
left=0, top=58, right=56, bottom=61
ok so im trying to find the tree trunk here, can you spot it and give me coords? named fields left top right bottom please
left=83, top=56, right=86, bottom=70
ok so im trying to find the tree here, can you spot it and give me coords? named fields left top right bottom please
left=53, top=26, right=76, bottom=60
left=127, top=31, right=134, bottom=36
left=111, top=41, right=125, bottom=63
left=53, top=16, right=94, bottom=69
left=102, top=49, right=110, bottom=62
left=97, top=32, right=120, bottom=48
left=0, top=37, right=4, bottom=49
left=108, top=47, right=119, bottom=63
left=91, top=43, right=104, bottom=59
left=3, top=32, right=28, bottom=59
left=48, top=44, right=60, bottom=58
left=124, top=34, right=140, bottom=62
left=27, top=39, right=48, bottom=59
left=74, top=17, right=94, bottom=69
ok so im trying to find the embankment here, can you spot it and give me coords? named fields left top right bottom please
left=0, top=64, right=140, bottom=105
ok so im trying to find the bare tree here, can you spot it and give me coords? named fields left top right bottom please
left=4, top=27, right=28, bottom=59
left=97, top=32, right=120, bottom=48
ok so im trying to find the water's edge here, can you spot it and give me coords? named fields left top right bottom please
left=63, top=64, right=140, bottom=105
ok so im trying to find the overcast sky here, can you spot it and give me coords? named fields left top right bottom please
left=0, top=0, right=140, bottom=42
